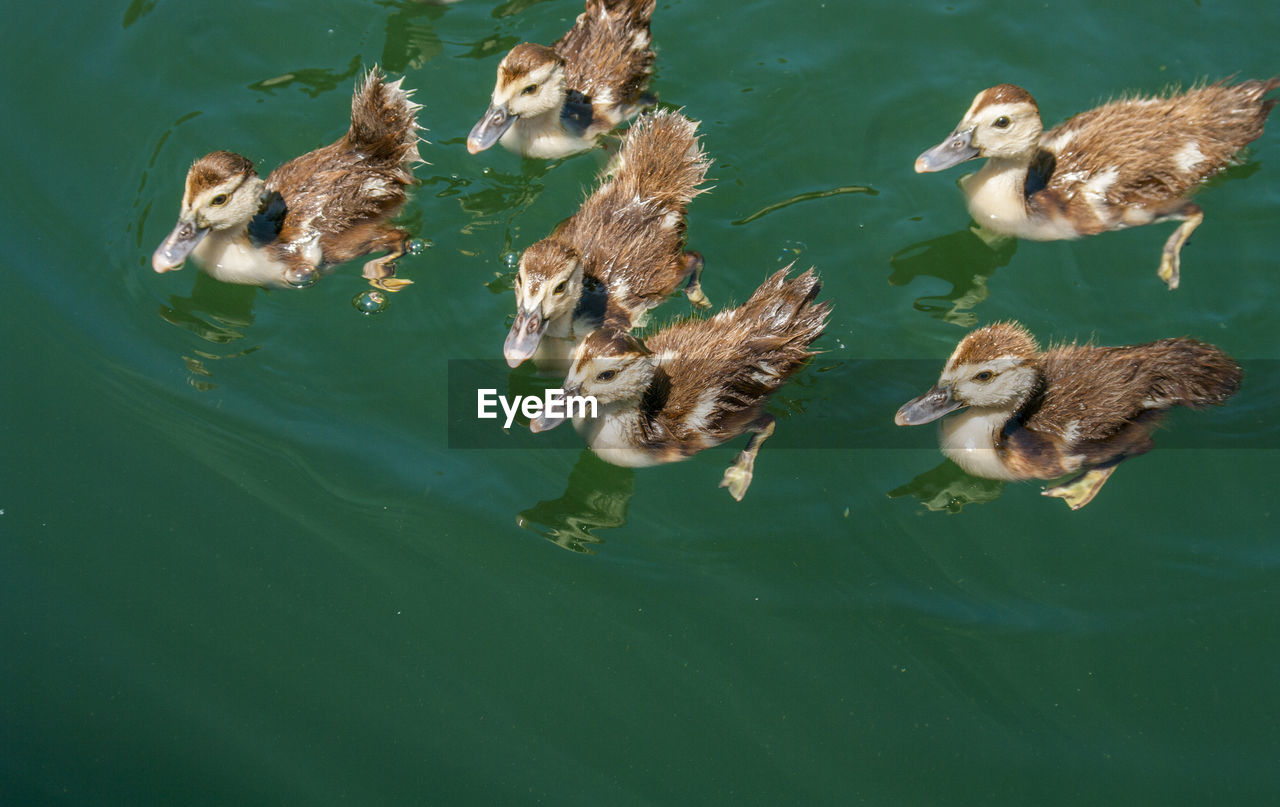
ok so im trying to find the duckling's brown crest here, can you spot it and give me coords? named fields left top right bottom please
left=187, top=151, right=257, bottom=197
left=948, top=322, right=1039, bottom=369
left=347, top=68, right=423, bottom=166
left=500, top=44, right=562, bottom=83
left=972, top=84, right=1039, bottom=116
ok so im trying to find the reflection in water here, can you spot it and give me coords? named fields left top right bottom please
left=888, top=228, right=1016, bottom=327
left=248, top=56, right=363, bottom=98
left=380, top=1, right=449, bottom=73
left=888, top=460, right=1004, bottom=513
left=122, top=0, right=156, bottom=28
left=158, top=273, right=261, bottom=390
left=517, top=450, right=635, bottom=553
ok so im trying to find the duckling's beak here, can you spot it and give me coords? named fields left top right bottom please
left=915, top=128, right=980, bottom=173
left=529, top=382, right=580, bottom=433
left=467, top=102, right=515, bottom=154
left=895, top=384, right=964, bottom=426
left=152, top=218, right=209, bottom=272
left=504, top=308, right=547, bottom=368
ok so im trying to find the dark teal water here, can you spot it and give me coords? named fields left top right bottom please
left=3, top=1, right=1279, bottom=804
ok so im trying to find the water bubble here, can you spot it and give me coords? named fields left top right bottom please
left=406, top=238, right=432, bottom=255
left=502, top=251, right=520, bottom=268
left=353, top=290, right=389, bottom=315
left=284, top=266, right=318, bottom=288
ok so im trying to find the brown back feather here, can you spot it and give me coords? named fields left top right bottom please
left=554, top=0, right=655, bottom=104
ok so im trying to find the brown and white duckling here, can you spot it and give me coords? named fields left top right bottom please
left=504, top=109, right=711, bottom=368
left=467, top=0, right=656, bottom=158
left=915, top=79, right=1279, bottom=289
left=895, top=322, right=1242, bottom=509
left=530, top=267, right=830, bottom=501
left=153, top=68, right=423, bottom=291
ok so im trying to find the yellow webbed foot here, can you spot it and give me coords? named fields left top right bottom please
left=370, top=276, right=414, bottom=292
left=1042, top=465, right=1118, bottom=510
left=719, top=464, right=753, bottom=502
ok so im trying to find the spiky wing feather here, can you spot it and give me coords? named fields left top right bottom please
left=554, top=0, right=655, bottom=108
left=645, top=268, right=830, bottom=447
left=557, top=111, right=709, bottom=323
left=263, top=69, right=421, bottom=264
left=1029, top=338, right=1242, bottom=442
left=1036, top=80, right=1278, bottom=227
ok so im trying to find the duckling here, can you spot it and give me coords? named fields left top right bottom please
left=895, top=322, right=1242, bottom=509
left=530, top=266, right=830, bottom=501
left=153, top=68, right=423, bottom=291
left=504, top=109, right=711, bottom=369
left=915, top=79, right=1279, bottom=289
left=467, top=0, right=656, bottom=158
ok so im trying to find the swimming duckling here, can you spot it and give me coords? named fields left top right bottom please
left=530, top=266, right=830, bottom=501
left=467, top=0, right=656, bottom=158
left=153, top=68, right=423, bottom=291
left=895, top=322, right=1242, bottom=509
left=505, top=109, right=711, bottom=369
left=916, top=79, right=1279, bottom=289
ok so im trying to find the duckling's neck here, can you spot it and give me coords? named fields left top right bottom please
left=939, top=405, right=1022, bottom=481
left=501, top=108, right=568, bottom=158
left=963, top=156, right=1081, bottom=241
left=574, top=403, right=663, bottom=468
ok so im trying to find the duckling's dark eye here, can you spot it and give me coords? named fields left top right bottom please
left=595, top=369, right=617, bottom=383
left=521, top=84, right=538, bottom=96
left=552, top=280, right=568, bottom=295
left=210, top=193, right=228, bottom=206
left=973, top=370, right=995, bottom=383
left=993, top=116, right=1011, bottom=129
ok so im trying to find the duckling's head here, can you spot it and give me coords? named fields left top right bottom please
left=895, top=322, right=1041, bottom=425
left=529, top=329, right=655, bottom=432
left=152, top=151, right=266, bottom=272
left=467, top=44, right=566, bottom=154
left=915, top=84, right=1043, bottom=172
left=504, top=240, right=585, bottom=368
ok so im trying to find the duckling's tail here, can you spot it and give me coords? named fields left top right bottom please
left=1142, top=338, right=1243, bottom=409
left=610, top=109, right=710, bottom=210
left=587, top=0, right=656, bottom=25
left=347, top=67, right=424, bottom=171
left=741, top=265, right=832, bottom=353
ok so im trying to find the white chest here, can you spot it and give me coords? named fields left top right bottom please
left=962, top=161, right=1079, bottom=241
left=193, top=233, right=292, bottom=287
left=501, top=112, right=593, bottom=160
left=939, top=407, right=1022, bottom=481
left=575, top=409, right=663, bottom=468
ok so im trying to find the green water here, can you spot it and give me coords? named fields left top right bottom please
left=3, top=0, right=1279, bottom=804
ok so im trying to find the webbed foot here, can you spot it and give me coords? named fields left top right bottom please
left=1158, top=204, right=1203, bottom=291
left=682, top=251, right=711, bottom=309
left=1042, top=465, right=1118, bottom=510
left=718, top=417, right=776, bottom=502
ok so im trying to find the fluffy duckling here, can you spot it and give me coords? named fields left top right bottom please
left=895, top=322, right=1242, bottom=509
left=153, top=68, right=423, bottom=291
left=916, top=79, right=1279, bottom=289
left=504, top=109, right=711, bottom=368
left=530, top=267, right=830, bottom=501
left=467, top=0, right=656, bottom=158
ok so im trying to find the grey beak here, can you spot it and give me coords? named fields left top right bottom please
left=467, top=102, right=516, bottom=154
left=152, top=219, right=209, bottom=272
left=503, top=308, right=547, bottom=368
left=914, top=128, right=980, bottom=173
left=895, top=384, right=964, bottom=426
left=529, top=383, right=580, bottom=433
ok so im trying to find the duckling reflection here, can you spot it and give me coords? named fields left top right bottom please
left=517, top=449, right=634, bottom=554
left=468, top=0, right=657, bottom=158
left=154, top=69, right=423, bottom=291
left=888, top=229, right=1016, bottom=327
left=916, top=79, right=1279, bottom=288
left=895, top=322, right=1242, bottom=509
left=531, top=267, right=830, bottom=501
left=888, top=460, right=1005, bottom=514
left=505, top=110, right=711, bottom=370
left=158, top=273, right=262, bottom=391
